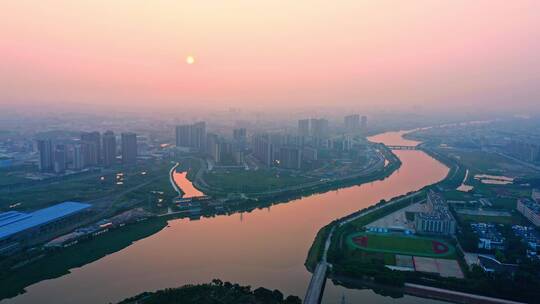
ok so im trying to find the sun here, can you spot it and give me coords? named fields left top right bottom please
left=186, top=55, right=195, bottom=65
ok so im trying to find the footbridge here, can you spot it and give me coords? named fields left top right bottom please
left=386, top=145, right=418, bottom=150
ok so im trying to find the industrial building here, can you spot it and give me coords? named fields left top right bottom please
left=0, top=202, right=91, bottom=255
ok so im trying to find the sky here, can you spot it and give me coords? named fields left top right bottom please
left=1, top=1, right=540, bottom=113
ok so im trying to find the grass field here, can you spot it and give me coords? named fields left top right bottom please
left=438, top=149, right=537, bottom=177
left=456, top=211, right=526, bottom=225
left=203, top=169, right=317, bottom=193
left=347, top=232, right=456, bottom=258
left=457, top=214, right=514, bottom=224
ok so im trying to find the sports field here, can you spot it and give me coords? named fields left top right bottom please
left=348, top=232, right=456, bottom=258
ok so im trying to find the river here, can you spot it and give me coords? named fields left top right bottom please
left=4, top=131, right=449, bottom=304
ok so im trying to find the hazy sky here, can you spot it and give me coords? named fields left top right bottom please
left=1, top=1, right=539, bottom=112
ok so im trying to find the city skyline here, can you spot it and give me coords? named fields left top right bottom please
left=2, top=2, right=540, bottom=304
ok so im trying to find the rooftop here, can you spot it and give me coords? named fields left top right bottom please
left=519, top=198, right=540, bottom=215
left=0, top=202, right=91, bottom=240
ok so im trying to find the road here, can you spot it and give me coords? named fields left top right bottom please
left=304, top=262, right=329, bottom=304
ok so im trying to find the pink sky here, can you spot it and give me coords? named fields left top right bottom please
left=1, top=1, right=539, bottom=112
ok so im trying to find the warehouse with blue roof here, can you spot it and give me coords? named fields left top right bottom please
left=0, top=202, right=91, bottom=255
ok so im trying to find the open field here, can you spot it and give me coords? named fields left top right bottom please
left=457, top=213, right=515, bottom=224
left=0, top=161, right=174, bottom=211
left=0, top=167, right=32, bottom=186
left=455, top=209, right=526, bottom=225
left=436, top=148, right=537, bottom=177
left=413, top=257, right=464, bottom=278
left=347, top=232, right=456, bottom=258
left=203, top=168, right=317, bottom=193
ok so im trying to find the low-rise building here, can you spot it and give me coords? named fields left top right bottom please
left=471, top=223, right=505, bottom=250
left=414, top=191, right=456, bottom=236
left=517, top=198, right=540, bottom=227
left=532, top=188, right=540, bottom=203
left=512, top=225, right=540, bottom=259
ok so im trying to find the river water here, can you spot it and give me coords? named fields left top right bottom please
left=172, top=170, right=204, bottom=198
left=5, top=131, right=449, bottom=304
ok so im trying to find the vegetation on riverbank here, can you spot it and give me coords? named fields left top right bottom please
left=117, top=280, right=301, bottom=304
left=305, top=223, right=334, bottom=271
left=0, top=147, right=401, bottom=302
left=197, top=145, right=401, bottom=202
left=204, top=169, right=318, bottom=194
left=0, top=217, right=168, bottom=300
left=305, top=190, right=426, bottom=271
left=306, top=143, right=540, bottom=303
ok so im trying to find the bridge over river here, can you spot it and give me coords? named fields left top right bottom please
left=304, top=262, right=328, bottom=304
left=386, top=145, right=419, bottom=150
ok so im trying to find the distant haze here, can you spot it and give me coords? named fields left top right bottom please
left=1, top=1, right=540, bottom=113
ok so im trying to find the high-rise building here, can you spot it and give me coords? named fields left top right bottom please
left=190, top=121, right=206, bottom=150
left=176, top=122, right=206, bottom=151
left=206, top=133, right=220, bottom=163
left=333, top=136, right=352, bottom=151
left=37, top=139, right=54, bottom=172
left=72, top=144, right=84, bottom=170
left=175, top=124, right=192, bottom=147
left=302, top=147, right=318, bottom=162
left=279, top=146, right=302, bottom=169
left=310, top=118, right=329, bottom=139
left=361, top=115, right=368, bottom=130
left=102, top=131, right=116, bottom=167
left=233, top=128, right=247, bottom=151
left=233, top=150, right=245, bottom=164
left=252, top=134, right=274, bottom=166
left=81, top=132, right=100, bottom=166
left=298, top=119, right=311, bottom=137
left=233, top=128, right=247, bottom=142
left=344, top=114, right=360, bottom=131
left=506, top=140, right=540, bottom=163
left=53, top=144, right=67, bottom=173
left=121, top=132, right=137, bottom=165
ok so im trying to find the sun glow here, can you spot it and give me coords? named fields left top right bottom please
left=186, top=56, right=195, bottom=65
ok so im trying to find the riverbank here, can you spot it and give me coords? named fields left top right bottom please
left=3, top=130, right=450, bottom=304
left=0, top=217, right=168, bottom=300
left=0, top=145, right=401, bottom=302
left=196, top=145, right=401, bottom=201
left=192, top=144, right=395, bottom=199
left=306, top=142, right=539, bottom=303
left=118, top=280, right=301, bottom=304
left=305, top=190, right=426, bottom=271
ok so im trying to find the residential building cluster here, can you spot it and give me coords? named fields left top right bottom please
left=505, top=140, right=540, bottom=163
left=175, top=122, right=246, bottom=166
left=512, top=225, right=540, bottom=259
left=470, top=223, right=505, bottom=250
left=175, top=114, right=369, bottom=170
left=517, top=197, right=540, bottom=227
left=37, top=131, right=138, bottom=173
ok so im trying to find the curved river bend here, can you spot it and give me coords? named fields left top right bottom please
left=5, top=131, right=449, bottom=304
